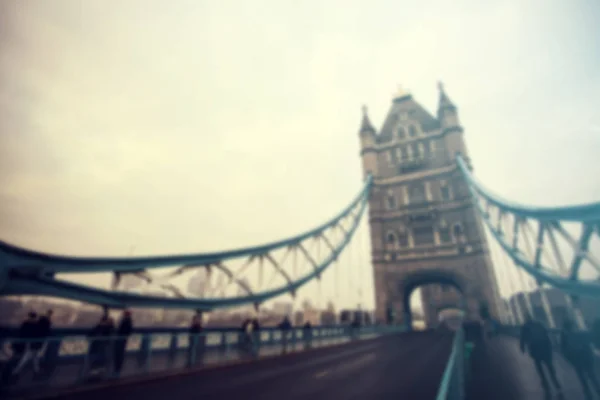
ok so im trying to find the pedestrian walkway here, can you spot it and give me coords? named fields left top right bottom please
left=1, top=336, right=353, bottom=398
left=467, top=336, right=594, bottom=399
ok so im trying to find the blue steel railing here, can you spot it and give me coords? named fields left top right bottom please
left=435, top=327, right=465, bottom=400
left=0, top=324, right=403, bottom=397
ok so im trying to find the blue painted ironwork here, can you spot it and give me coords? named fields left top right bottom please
left=456, top=155, right=600, bottom=297
left=0, top=177, right=372, bottom=309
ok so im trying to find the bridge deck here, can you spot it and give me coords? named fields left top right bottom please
left=34, top=331, right=451, bottom=400
left=468, top=336, right=594, bottom=400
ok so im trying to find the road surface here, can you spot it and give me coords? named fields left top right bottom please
left=46, top=331, right=453, bottom=400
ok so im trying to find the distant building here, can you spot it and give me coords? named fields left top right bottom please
left=293, top=310, right=304, bottom=326
left=272, top=301, right=293, bottom=317
left=507, top=288, right=600, bottom=328
left=303, top=309, right=320, bottom=325
left=320, top=310, right=337, bottom=325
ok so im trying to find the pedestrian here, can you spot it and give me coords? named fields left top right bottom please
left=560, top=319, right=600, bottom=397
left=113, top=310, right=133, bottom=376
left=520, top=315, right=562, bottom=393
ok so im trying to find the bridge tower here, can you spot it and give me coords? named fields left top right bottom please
left=358, top=83, right=502, bottom=328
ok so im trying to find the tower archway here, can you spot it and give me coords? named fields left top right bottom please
left=396, top=269, right=467, bottom=329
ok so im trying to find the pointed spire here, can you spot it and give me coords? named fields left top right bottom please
left=437, top=81, right=456, bottom=117
left=360, top=105, right=375, bottom=135
left=392, top=85, right=412, bottom=103
left=438, top=81, right=454, bottom=106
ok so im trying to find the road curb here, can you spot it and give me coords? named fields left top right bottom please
left=20, top=335, right=389, bottom=400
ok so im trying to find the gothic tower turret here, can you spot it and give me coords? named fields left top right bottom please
left=359, top=106, right=378, bottom=179
left=438, top=82, right=470, bottom=164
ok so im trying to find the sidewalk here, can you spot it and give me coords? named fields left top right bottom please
left=467, top=336, right=593, bottom=399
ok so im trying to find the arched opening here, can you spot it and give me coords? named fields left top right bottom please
left=397, top=127, right=406, bottom=139
left=386, top=231, right=397, bottom=246
left=400, top=270, right=465, bottom=331
left=386, top=195, right=397, bottom=210
left=408, top=125, right=418, bottom=137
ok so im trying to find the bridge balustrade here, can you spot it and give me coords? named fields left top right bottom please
left=0, top=324, right=403, bottom=397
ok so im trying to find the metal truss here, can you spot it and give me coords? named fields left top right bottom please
left=457, top=156, right=600, bottom=298
left=0, top=177, right=372, bottom=310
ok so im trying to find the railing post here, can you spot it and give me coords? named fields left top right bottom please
left=168, top=334, right=178, bottom=366
left=78, top=338, right=91, bottom=383
left=223, top=333, right=231, bottom=361
left=140, top=334, right=151, bottom=372
left=41, top=337, right=62, bottom=380
left=188, top=334, right=198, bottom=367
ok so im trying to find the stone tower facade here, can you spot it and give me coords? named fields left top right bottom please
left=358, top=83, right=502, bottom=328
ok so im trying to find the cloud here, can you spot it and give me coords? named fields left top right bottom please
left=1, top=0, right=599, bottom=310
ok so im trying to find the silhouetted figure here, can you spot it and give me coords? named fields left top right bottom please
left=113, top=310, right=133, bottom=376
left=250, top=318, right=261, bottom=357
left=350, top=318, right=361, bottom=340
left=303, top=322, right=313, bottom=349
left=240, top=319, right=253, bottom=358
left=278, top=316, right=292, bottom=354
left=88, top=315, right=115, bottom=374
left=560, top=319, right=600, bottom=397
left=31, top=309, right=53, bottom=375
left=520, top=316, right=562, bottom=392
left=187, top=314, right=203, bottom=367
left=8, top=312, right=38, bottom=379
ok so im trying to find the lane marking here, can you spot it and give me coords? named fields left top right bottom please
left=312, top=352, right=377, bottom=380
left=314, top=370, right=330, bottom=379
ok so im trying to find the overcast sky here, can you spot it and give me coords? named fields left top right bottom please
left=1, top=0, right=599, bottom=313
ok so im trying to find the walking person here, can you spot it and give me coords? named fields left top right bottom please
left=187, top=314, right=203, bottom=367
left=250, top=318, right=261, bottom=358
left=31, top=309, right=53, bottom=375
left=2, top=312, right=38, bottom=384
left=303, top=322, right=313, bottom=349
left=520, top=315, right=562, bottom=393
left=87, top=315, right=115, bottom=376
left=10, top=312, right=39, bottom=378
left=560, top=319, right=600, bottom=397
left=278, top=316, right=292, bottom=355
left=240, top=319, right=254, bottom=359
left=113, top=310, right=133, bottom=377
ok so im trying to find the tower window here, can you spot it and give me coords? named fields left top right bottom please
left=453, top=223, right=465, bottom=243
left=453, top=223, right=463, bottom=237
left=418, top=142, right=426, bottom=159
left=398, top=232, right=409, bottom=247
left=441, top=185, right=451, bottom=201
left=409, top=183, right=426, bottom=204
left=386, top=195, right=397, bottom=210
left=411, top=142, right=420, bottom=159
left=438, top=227, right=451, bottom=243
left=400, top=146, right=408, bottom=160
left=397, top=127, right=406, bottom=139
left=409, top=125, right=418, bottom=137
left=386, top=232, right=396, bottom=245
